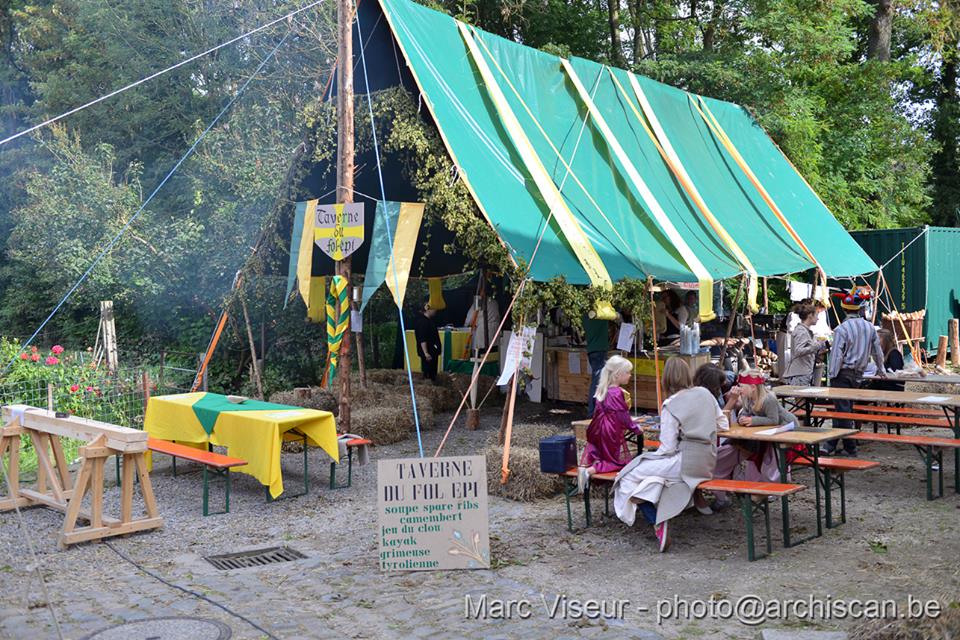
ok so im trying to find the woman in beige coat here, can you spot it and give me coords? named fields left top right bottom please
left=613, top=357, right=727, bottom=552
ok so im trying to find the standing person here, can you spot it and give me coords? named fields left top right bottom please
left=414, top=303, right=442, bottom=383
left=613, top=358, right=726, bottom=552
left=584, top=315, right=610, bottom=416
left=824, top=291, right=886, bottom=456
left=683, top=290, right=699, bottom=327
left=658, top=290, right=687, bottom=338
left=781, top=304, right=828, bottom=386
left=579, top=356, right=643, bottom=492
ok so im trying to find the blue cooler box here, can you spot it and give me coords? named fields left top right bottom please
left=539, top=434, right=577, bottom=473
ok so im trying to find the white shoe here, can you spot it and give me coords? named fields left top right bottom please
left=577, top=466, right=589, bottom=494
left=695, top=504, right=713, bottom=515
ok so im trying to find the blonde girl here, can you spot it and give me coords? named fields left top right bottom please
left=579, top=356, right=641, bottom=492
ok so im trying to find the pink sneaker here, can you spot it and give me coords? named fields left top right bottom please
left=655, top=521, right=670, bottom=553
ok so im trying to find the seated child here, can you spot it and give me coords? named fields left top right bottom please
left=579, top=355, right=642, bottom=492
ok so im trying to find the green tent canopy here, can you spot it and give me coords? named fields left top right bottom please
left=372, top=0, right=877, bottom=287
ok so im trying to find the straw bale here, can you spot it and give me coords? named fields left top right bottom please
left=485, top=422, right=567, bottom=450
left=483, top=445, right=563, bottom=501
left=851, top=600, right=959, bottom=640
left=352, top=405, right=413, bottom=445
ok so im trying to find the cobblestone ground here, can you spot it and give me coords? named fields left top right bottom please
left=0, top=401, right=958, bottom=640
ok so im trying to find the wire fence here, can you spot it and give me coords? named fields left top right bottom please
left=0, top=362, right=197, bottom=476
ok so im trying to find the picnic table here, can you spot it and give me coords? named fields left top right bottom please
left=722, top=424, right=856, bottom=546
left=863, top=372, right=960, bottom=386
left=773, top=385, right=960, bottom=495
left=144, top=392, right=339, bottom=499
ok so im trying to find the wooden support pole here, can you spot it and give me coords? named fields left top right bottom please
left=950, top=319, right=959, bottom=367
left=936, top=335, right=949, bottom=368
left=239, top=292, right=264, bottom=400
left=335, top=0, right=355, bottom=432
left=718, top=276, right=746, bottom=367
left=762, top=277, right=769, bottom=314
left=647, top=278, right=663, bottom=412
left=47, top=383, right=54, bottom=412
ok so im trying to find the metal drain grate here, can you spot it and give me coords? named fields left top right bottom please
left=204, top=546, right=306, bottom=570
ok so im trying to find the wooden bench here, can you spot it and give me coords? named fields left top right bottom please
left=555, top=468, right=804, bottom=561
left=790, top=457, right=880, bottom=527
left=808, top=410, right=952, bottom=433
left=813, top=401, right=945, bottom=419
left=845, top=431, right=960, bottom=500
left=329, top=436, right=372, bottom=489
left=147, top=438, right=246, bottom=516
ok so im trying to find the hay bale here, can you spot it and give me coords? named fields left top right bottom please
left=484, top=445, right=563, bottom=501
left=268, top=388, right=339, bottom=416
left=485, top=422, right=567, bottom=450
left=851, top=600, right=959, bottom=640
left=352, top=406, right=413, bottom=445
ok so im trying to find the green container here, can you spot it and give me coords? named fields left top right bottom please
left=850, top=226, right=960, bottom=351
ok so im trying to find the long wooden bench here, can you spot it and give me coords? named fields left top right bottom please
left=845, top=431, right=960, bottom=500
left=147, top=438, right=246, bottom=516
left=813, top=402, right=945, bottom=419
left=790, top=457, right=880, bottom=527
left=808, top=410, right=952, bottom=432
left=555, top=468, right=804, bottom=561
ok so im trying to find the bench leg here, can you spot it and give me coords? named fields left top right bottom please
left=329, top=461, right=336, bottom=490
left=838, top=472, right=846, bottom=525
left=347, top=446, right=354, bottom=488
left=604, top=483, right=611, bottom=517
left=562, top=477, right=576, bottom=533
left=738, top=495, right=771, bottom=562
left=822, top=468, right=833, bottom=529
left=203, top=466, right=230, bottom=516
left=583, top=482, right=592, bottom=528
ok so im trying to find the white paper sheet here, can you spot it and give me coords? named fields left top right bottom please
left=789, top=281, right=812, bottom=301
left=351, top=310, right=363, bottom=332
left=793, top=388, right=823, bottom=394
left=917, top=395, right=951, bottom=403
left=568, top=351, right=581, bottom=375
left=498, top=332, right=523, bottom=385
left=755, top=422, right=796, bottom=436
left=617, top=323, right=636, bottom=352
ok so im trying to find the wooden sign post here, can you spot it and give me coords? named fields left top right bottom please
left=377, top=455, right=490, bottom=571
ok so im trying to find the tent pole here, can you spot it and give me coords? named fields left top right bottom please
left=879, top=270, right=922, bottom=365
left=240, top=289, right=264, bottom=400
left=871, top=271, right=882, bottom=325
left=335, top=0, right=356, bottom=433
left=718, top=276, right=745, bottom=367
left=354, top=286, right=367, bottom=389
left=762, top=277, right=769, bottom=314
left=648, top=278, right=662, bottom=412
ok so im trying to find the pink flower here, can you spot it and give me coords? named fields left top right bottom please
left=51, top=345, right=64, bottom=355
left=30, top=354, right=40, bottom=362
left=19, top=353, right=27, bottom=360
left=30, top=346, right=38, bottom=354
left=70, top=384, right=80, bottom=393
left=44, top=356, right=59, bottom=366
left=85, top=386, right=94, bottom=392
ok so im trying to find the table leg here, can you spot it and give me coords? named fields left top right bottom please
left=953, top=409, right=959, bottom=493
left=777, top=446, right=792, bottom=547
left=813, top=445, right=823, bottom=538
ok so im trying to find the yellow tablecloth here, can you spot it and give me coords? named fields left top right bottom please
left=144, top=392, right=338, bottom=498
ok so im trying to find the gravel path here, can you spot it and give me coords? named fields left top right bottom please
left=0, top=398, right=957, bottom=639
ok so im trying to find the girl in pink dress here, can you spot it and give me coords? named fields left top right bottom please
left=578, top=355, right=641, bottom=492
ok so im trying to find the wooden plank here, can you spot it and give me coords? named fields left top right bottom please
left=29, top=432, right=64, bottom=503
left=133, top=453, right=160, bottom=519
left=0, top=496, right=33, bottom=510
left=699, top=479, right=806, bottom=496
left=723, top=424, right=857, bottom=445
left=120, top=454, right=135, bottom=523
left=49, top=435, right=72, bottom=492
left=18, top=489, right=119, bottom=524
left=1, top=406, right=147, bottom=451
left=60, top=458, right=91, bottom=535
left=60, top=517, right=163, bottom=546
left=90, top=457, right=104, bottom=529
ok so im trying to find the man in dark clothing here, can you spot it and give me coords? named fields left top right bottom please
left=414, top=304, right=442, bottom=382
left=584, top=316, right=610, bottom=416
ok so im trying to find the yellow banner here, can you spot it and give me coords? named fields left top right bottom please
left=384, top=202, right=426, bottom=308
left=460, top=24, right=612, bottom=290
left=619, top=71, right=759, bottom=312
left=297, top=200, right=318, bottom=306
left=560, top=60, right=715, bottom=321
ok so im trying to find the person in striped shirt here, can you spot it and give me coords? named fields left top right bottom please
left=823, top=290, right=886, bottom=456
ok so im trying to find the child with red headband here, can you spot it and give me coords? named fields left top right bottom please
left=725, top=369, right=793, bottom=483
